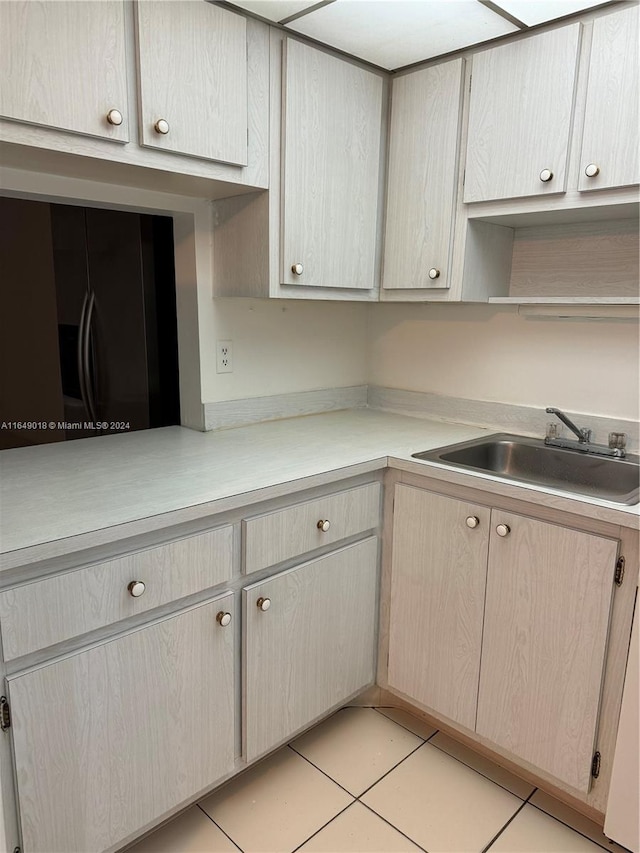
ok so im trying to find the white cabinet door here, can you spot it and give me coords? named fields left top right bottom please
left=243, top=537, right=378, bottom=762
left=280, top=39, right=383, bottom=290
left=7, top=595, right=235, bottom=853
left=383, top=60, right=464, bottom=291
left=135, top=1, right=248, bottom=165
left=387, top=486, right=490, bottom=729
left=0, top=1, right=129, bottom=142
left=476, top=513, right=618, bottom=793
left=578, top=5, right=639, bottom=192
left=464, top=24, right=581, bottom=202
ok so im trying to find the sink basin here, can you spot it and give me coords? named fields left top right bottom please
left=412, top=433, right=640, bottom=505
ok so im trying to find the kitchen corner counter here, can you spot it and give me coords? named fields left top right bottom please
left=1, top=409, right=637, bottom=570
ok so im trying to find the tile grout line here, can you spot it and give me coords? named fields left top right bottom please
left=196, top=803, right=245, bottom=853
left=528, top=801, right=621, bottom=853
left=289, top=800, right=355, bottom=853
left=356, top=739, right=428, bottom=799
left=372, top=705, right=536, bottom=800
left=481, top=787, right=537, bottom=853
left=356, top=799, right=430, bottom=852
left=287, top=743, right=360, bottom=798
left=426, top=738, right=535, bottom=800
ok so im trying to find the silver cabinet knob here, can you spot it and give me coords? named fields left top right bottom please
left=257, top=597, right=271, bottom=611
left=291, top=263, right=304, bottom=276
left=106, top=108, right=123, bottom=126
left=539, top=169, right=554, bottom=183
left=466, top=516, right=480, bottom=529
left=585, top=163, right=600, bottom=178
left=154, top=118, right=170, bottom=135
left=216, top=611, right=232, bottom=627
left=428, top=268, right=441, bottom=280
left=496, top=524, right=511, bottom=538
left=317, top=519, right=331, bottom=532
left=128, top=580, right=146, bottom=597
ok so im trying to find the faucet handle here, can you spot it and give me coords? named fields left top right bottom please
left=546, top=422, right=561, bottom=439
left=609, top=432, right=627, bottom=450
left=580, top=428, right=592, bottom=443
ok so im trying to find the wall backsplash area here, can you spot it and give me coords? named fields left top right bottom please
left=202, top=300, right=639, bottom=430
left=367, top=303, right=639, bottom=421
left=202, top=298, right=369, bottom=403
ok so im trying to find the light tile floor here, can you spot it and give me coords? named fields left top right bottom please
left=127, top=707, right=629, bottom=853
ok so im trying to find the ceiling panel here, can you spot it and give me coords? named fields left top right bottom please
left=225, top=0, right=323, bottom=23
left=492, top=0, right=609, bottom=26
left=285, top=0, right=518, bottom=69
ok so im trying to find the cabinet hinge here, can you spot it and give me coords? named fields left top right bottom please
left=469, top=74, right=472, bottom=93
left=591, top=751, right=601, bottom=779
left=614, top=556, right=625, bottom=586
left=0, top=696, right=10, bottom=732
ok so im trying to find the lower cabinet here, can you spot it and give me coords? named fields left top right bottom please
left=7, top=594, right=235, bottom=853
left=388, top=488, right=489, bottom=729
left=243, top=537, right=378, bottom=762
left=388, top=484, right=620, bottom=793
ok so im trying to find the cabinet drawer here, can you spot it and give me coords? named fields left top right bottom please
left=242, top=483, right=381, bottom=574
left=0, top=525, right=233, bottom=660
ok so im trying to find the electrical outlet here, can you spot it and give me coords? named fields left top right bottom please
left=216, top=340, right=233, bottom=373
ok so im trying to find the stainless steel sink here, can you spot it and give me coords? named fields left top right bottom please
left=412, top=433, right=640, bottom=505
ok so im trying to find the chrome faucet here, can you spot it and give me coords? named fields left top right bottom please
left=545, top=407, right=626, bottom=458
left=546, top=408, right=591, bottom=443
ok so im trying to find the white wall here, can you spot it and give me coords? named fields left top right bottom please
left=367, top=303, right=640, bottom=421
left=200, top=298, right=369, bottom=403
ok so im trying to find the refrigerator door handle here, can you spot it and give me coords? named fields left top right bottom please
left=77, top=290, right=90, bottom=418
left=83, top=290, right=98, bottom=425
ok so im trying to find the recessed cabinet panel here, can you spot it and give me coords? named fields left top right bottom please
left=464, top=24, right=581, bottom=203
left=387, top=486, right=490, bottom=729
left=0, top=0, right=129, bottom=142
left=7, top=596, right=235, bottom=853
left=476, top=513, right=617, bottom=792
left=243, top=537, right=378, bottom=761
left=383, top=60, right=464, bottom=291
left=281, top=39, right=383, bottom=290
left=135, top=1, right=248, bottom=165
left=578, top=5, right=639, bottom=192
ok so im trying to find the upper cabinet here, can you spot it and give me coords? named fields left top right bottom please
left=578, top=4, right=639, bottom=192
left=382, top=60, right=464, bottom=293
left=464, top=24, right=581, bottom=203
left=1, top=1, right=269, bottom=189
left=135, top=1, right=248, bottom=165
left=0, top=0, right=129, bottom=143
left=280, top=39, right=383, bottom=291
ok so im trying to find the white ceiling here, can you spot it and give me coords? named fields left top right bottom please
left=225, top=0, right=614, bottom=69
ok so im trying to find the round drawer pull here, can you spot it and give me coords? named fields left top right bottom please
left=428, top=268, right=441, bottom=280
left=317, top=519, right=331, bottom=532
left=496, top=523, right=511, bottom=538
left=585, top=163, right=600, bottom=178
left=539, top=168, right=554, bottom=183
left=291, top=263, right=304, bottom=276
left=106, top=108, right=123, bottom=126
left=154, top=118, right=170, bottom=135
left=257, top=597, right=271, bottom=612
left=128, top=580, right=146, bottom=598
left=216, top=611, right=232, bottom=627
left=466, top=516, right=480, bottom=529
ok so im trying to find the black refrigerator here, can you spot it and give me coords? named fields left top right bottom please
left=0, top=197, right=180, bottom=450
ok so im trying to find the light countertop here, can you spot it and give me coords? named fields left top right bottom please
left=1, top=409, right=637, bottom=568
